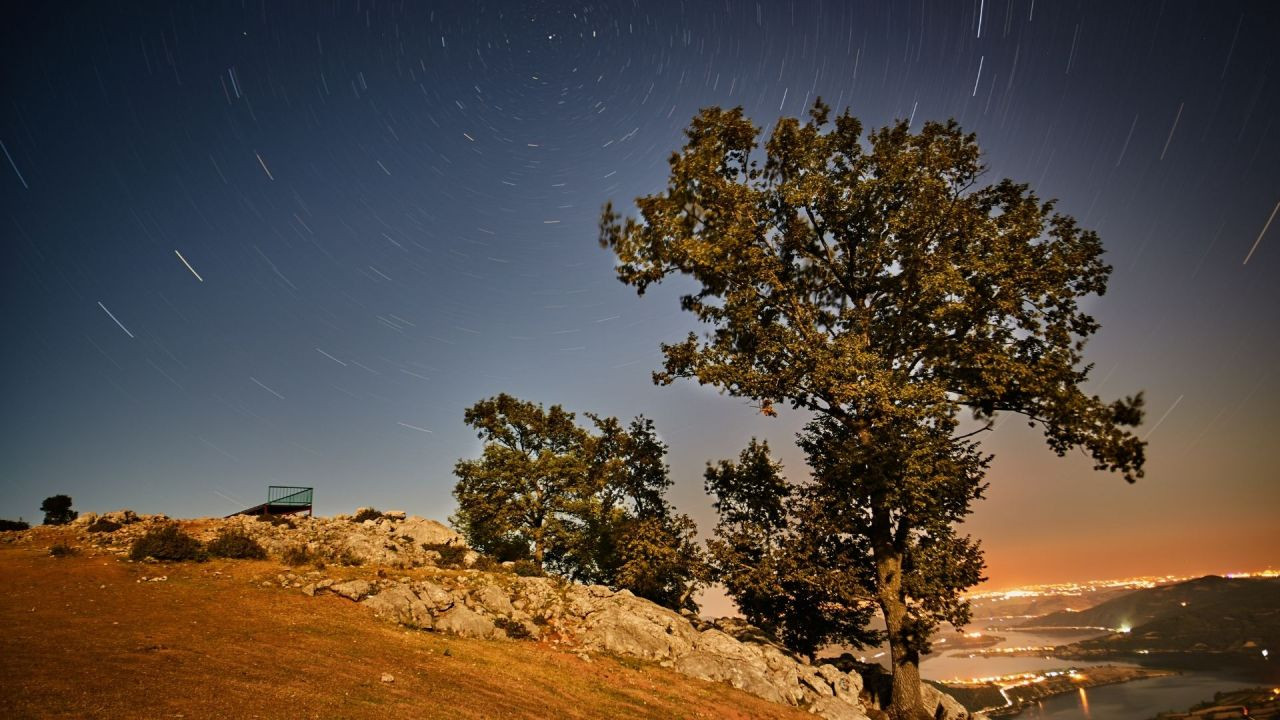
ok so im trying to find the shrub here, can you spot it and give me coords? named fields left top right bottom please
left=336, top=549, right=364, bottom=567
left=256, top=514, right=296, bottom=529
left=351, top=507, right=383, bottom=523
left=493, top=616, right=531, bottom=640
left=511, top=559, right=544, bottom=577
left=87, top=518, right=123, bottom=533
left=0, top=519, right=29, bottom=531
left=129, top=525, right=207, bottom=562
left=280, top=544, right=312, bottom=566
left=471, top=555, right=501, bottom=572
left=422, top=542, right=468, bottom=568
left=206, top=529, right=267, bottom=559
left=49, top=543, right=76, bottom=557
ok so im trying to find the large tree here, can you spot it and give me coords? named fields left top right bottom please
left=600, top=100, right=1146, bottom=718
left=452, top=394, right=705, bottom=610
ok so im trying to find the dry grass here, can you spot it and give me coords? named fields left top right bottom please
left=0, top=530, right=809, bottom=719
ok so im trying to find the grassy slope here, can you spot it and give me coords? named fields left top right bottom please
left=0, top=532, right=811, bottom=720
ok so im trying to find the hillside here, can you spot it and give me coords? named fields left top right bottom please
left=1, top=513, right=981, bottom=720
left=0, top=527, right=811, bottom=719
left=1019, top=576, right=1280, bottom=634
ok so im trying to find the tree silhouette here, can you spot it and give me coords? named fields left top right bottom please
left=40, top=494, right=77, bottom=526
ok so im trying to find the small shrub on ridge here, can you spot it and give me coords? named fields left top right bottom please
left=206, top=528, right=267, bottom=559
left=129, top=525, right=207, bottom=562
left=87, top=518, right=123, bottom=533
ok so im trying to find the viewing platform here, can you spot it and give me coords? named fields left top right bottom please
left=227, top=486, right=313, bottom=517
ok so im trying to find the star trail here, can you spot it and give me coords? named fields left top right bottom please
left=2, top=1, right=1277, bottom=588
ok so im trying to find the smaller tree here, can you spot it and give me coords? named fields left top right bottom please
left=705, top=440, right=876, bottom=659
left=40, top=495, right=77, bottom=526
left=578, top=416, right=707, bottom=611
left=452, top=394, right=589, bottom=570
left=452, top=395, right=706, bottom=611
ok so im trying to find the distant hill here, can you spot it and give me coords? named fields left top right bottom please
left=1021, top=575, right=1280, bottom=654
left=967, top=587, right=1133, bottom=622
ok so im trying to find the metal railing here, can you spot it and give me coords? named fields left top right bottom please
left=267, top=486, right=313, bottom=507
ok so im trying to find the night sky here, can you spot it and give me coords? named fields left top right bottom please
left=3, top=1, right=1277, bottom=591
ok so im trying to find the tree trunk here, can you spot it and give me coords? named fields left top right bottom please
left=873, top=518, right=931, bottom=720
left=533, top=526, right=545, bottom=570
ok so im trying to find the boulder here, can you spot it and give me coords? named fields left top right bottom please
left=382, top=510, right=407, bottom=521
left=816, top=663, right=863, bottom=698
left=577, top=596, right=698, bottom=661
left=474, top=583, right=515, bottom=617
left=412, top=581, right=457, bottom=611
left=362, top=583, right=433, bottom=629
left=435, top=604, right=498, bottom=639
left=921, top=683, right=972, bottom=720
left=395, top=517, right=462, bottom=547
left=103, top=509, right=139, bottom=525
left=329, top=579, right=374, bottom=601
left=674, top=650, right=791, bottom=705
left=798, top=665, right=834, bottom=698
left=807, top=696, right=872, bottom=720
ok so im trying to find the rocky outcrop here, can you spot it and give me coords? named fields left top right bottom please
left=304, top=570, right=981, bottom=720
left=65, top=511, right=465, bottom=570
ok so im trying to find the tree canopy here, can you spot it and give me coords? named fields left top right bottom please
left=40, top=494, right=77, bottom=526
left=704, top=439, right=876, bottom=659
left=601, top=100, right=1146, bottom=719
left=452, top=394, right=705, bottom=611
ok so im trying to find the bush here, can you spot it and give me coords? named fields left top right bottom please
left=493, top=616, right=531, bottom=640
left=206, top=529, right=267, bottom=559
left=422, top=542, right=468, bottom=568
left=0, top=519, right=29, bottom=531
left=129, top=525, right=207, bottom=562
left=280, top=544, right=312, bottom=566
left=87, top=518, right=123, bottom=533
left=336, top=549, right=364, bottom=567
left=472, top=555, right=502, bottom=572
left=511, top=559, right=544, bottom=577
left=351, top=507, right=383, bottom=523
left=256, top=514, right=296, bottom=529
left=49, top=543, right=76, bottom=557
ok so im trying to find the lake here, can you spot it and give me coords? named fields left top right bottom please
left=916, top=628, right=1253, bottom=718
left=1014, top=673, right=1255, bottom=719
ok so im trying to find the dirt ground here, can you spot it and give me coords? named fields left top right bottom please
left=0, top=529, right=808, bottom=719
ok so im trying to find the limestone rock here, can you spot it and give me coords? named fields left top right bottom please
left=474, top=583, right=515, bottom=617
left=577, top=596, right=698, bottom=661
left=363, top=583, right=433, bottom=629
left=674, top=651, right=790, bottom=705
left=798, top=665, right=834, bottom=698
left=394, top=516, right=461, bottom=548
left=808, top=696, right=872, bottom=720
left=102, top=509, right=140, bottom=525
left=435, top=604, right=498, bottom=639
left=921, top=682, right=972, bottom=720
left=816, top=663, right=863, bottom=698
left=411, top=581, right=457, bottom=611
left=329, top=579, right=373, bottom=601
